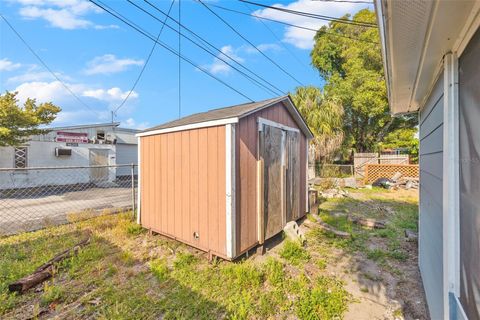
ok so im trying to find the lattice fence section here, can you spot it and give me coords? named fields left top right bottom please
left=364, top=164, right=419, bottom=184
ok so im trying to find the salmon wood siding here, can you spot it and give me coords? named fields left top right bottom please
left=236, top=101, right=308, bottom=254
left=140, top=125, right=227, bottom=257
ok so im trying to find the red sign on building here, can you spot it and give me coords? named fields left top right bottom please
left=56, top=131, right=89, bottom=143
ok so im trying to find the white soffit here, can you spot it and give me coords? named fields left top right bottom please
left=378, top=0, right=478, bottom=114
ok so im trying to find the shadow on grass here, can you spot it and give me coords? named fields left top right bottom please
left=0, top=221, right=226, bottom=319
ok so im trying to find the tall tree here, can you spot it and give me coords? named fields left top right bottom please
left=311, top=9, right=417, bottom=153
left=291, top=86, right=344, bottom=162
left=0, top=91, right=61, bottom=147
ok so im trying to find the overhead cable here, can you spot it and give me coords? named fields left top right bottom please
left=113, top=0, right=176, bottom=115
left=0, top=14, right=100, bottom=115
left=90, top=0, right=255, bottom=102
left=198, top=0, right=305, bottom=86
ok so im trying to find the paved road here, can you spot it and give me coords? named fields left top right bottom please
left=0, top=186, right=135, bottom=236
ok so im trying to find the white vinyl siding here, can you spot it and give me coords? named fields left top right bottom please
left=419, top=73, right=444, bottom=320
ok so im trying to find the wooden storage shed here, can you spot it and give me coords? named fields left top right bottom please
left=137, top=96, right=313, bottom=260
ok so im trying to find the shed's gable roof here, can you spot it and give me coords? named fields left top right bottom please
left=139, top=96, right=313, bottom=139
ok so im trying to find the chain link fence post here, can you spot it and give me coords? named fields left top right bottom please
left=131, top=163, right=136, bottom=221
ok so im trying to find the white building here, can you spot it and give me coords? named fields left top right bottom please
left=376, top=1, right=480, bottom=319
left=0, top=122, right=139, bottom=188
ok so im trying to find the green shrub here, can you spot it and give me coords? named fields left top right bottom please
left=263, top=258, right=285, bottom=287
left=295, top=276, right=350, bottom=320
left=280, top=239, right=310, bottom=266
left=150, top=259, right=169, bottom=281
left=41, top=282, right=64, bottom=306
left=173, top=252, right=197, bottom=270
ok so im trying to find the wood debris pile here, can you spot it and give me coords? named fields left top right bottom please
left=372, top=171, right=419, bottom=190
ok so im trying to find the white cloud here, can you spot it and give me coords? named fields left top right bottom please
left=243, top=43, right=282, bottom=54
left=14, top=80, right=84, bottom=103
left=204, top=45, right=245, bottom=75
left=121, top=118, right=149, bottom=130
left=253, top=0, right=370, bottom=49
left=84, top=54, right=144, bottom=75
left=0, top=58, right=22, bottom=71
left=13, top=0, right=115, bottom=30
left=19, top=6, right=92, bottom=29
left=83, top=87, right=138, bottom=101
left=10, top=80, right=139, bottom=125
left=93, top=24, right=119, bottom=30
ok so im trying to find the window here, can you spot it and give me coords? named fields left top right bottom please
left=96, top=130, right=105, bottom=140
left=14, top=147, right=27, bottom=168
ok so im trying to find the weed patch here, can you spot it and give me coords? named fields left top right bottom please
left=280, top=239, right=310, bottom=265
left=295, top=276, right=351, bottom=320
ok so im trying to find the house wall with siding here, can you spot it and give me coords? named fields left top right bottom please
left=236, top=101, right=308, bottom=254
left=139, top=126, right=227, bottom=257
left=418, top=72, right=444, bottom=320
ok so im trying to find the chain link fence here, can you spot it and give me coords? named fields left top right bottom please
left=311, top=163, right=354, bottom=178
left=0, top=164, right=137, bottom=237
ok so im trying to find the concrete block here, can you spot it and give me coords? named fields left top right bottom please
left=283, top=221, right=305, bottom=242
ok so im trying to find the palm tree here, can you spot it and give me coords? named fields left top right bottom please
left=291, top=86, right=344, bottom=163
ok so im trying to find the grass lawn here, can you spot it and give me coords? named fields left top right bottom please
left=0, top=187, right=426, bottom=319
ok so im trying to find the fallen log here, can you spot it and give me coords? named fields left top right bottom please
left=9, top=233, right=91, bottom=294
left=348, top=216, right=386, bottom=229
left=311, top=214, right=351, bottom=239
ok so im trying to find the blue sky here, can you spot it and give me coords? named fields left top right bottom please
left=0, top=0, right=372, bottom=129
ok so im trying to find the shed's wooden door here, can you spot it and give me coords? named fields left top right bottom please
left=286, top=131, right=300, bottom=221
left=261, top=125, right=285, bottom=239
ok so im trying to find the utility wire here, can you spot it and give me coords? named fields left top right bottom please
left=89, top=0, right=254, bottom=102
left=239, top=0, right=377, bottom=28
left=112, top=0, right=175, bottom=116
left=207, top=3, right=378, bottom=44
left=198, top=0, right=304, bottom=86
left=134, top=0, right=284, bottom=96
left=242, top=2, right=308, bottom=70
left=0, top=14, right=100, bottom=115
left=178, top=0, right=181, bottom=118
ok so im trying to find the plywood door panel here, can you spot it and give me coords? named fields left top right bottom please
left=262, top=125, right=285, bottom=239
left=237, top=102, right=309, bottom=254
left=286, top=131, right=300, bottom=221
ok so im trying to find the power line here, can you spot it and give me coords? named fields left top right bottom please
left=141, top=0, right=284, bottom=95
left=89, top=0, right=255, bottom=102
left=112, top=0, right=176, bottom=116
left=0, top=14, right=100, bottom=116
left=198, top=0, right=305, bottom=86
left=135, top=0, right=285, bottom=96
left=242, top=2, right=309, bottom=70
left=206, top=3, right=378, bottom=44
left=239, top=0, right=377, bottom=28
